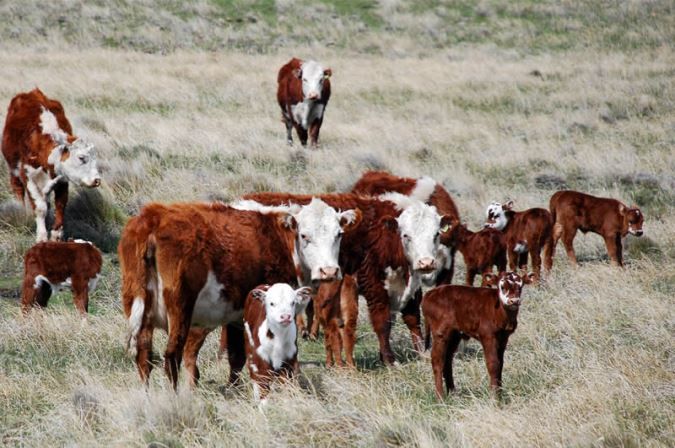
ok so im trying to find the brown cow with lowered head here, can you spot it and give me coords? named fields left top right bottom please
left=549, top=190, right=644, bottom=267
left=277, top=58, right=332, bottom=147
left=2, top=89, right=101, bottom=242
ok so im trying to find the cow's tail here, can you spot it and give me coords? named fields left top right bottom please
left=543, top=210, right=555, bottom=273
left=119, top=211, right=159, bottom=356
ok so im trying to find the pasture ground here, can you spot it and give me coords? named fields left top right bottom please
left=0, top=1, right=673, bottom=446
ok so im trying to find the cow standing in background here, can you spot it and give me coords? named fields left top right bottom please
left=277, top=58, right=332, bottom=147
left=2, top=89, right=101, bottom=242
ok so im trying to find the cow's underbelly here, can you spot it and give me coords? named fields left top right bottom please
left=191, top=271, right=241, bottom=328
left=291, top=102, right=324, bottom=130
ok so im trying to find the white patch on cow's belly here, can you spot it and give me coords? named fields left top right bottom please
left=191, top=270, right=239, bottom=328
left=34, top=274, right=72, bottom=292
left=291, top=102, right=324, bottom=130
left=384, top=267, right=407, bottom=311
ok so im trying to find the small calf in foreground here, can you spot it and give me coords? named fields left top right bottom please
left=22, top=240, right=102, bottom=316
left=244, top=283, right=313, bottom=403
left=422, top=272, right=534, bottom=400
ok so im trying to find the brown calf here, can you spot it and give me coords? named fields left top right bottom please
left=549, top=190, right=644, bottom=267
left=485, top=201, right=554, bottom=281
left=446, top=219, right=507, bottom=286
left=22, top=240, right=102, bottom=316
left=422, top=272, right=534, bottom=400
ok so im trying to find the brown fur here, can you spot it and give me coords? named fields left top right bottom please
left=549, top=190, right=644, bottom=267
left=22, top=241, right=102, bottom=316
left=447, top=220, right=507, bottom=286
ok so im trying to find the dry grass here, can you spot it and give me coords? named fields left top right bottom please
left=1, top=1, right=674, bottom=446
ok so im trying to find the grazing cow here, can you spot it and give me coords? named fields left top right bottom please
left=2, top=89, right=101, bottom=242
left=277, top=57, right=332, bottom=147
left=120, top=199, right=359, bottom=389
left=244, top=284, right=312, bottom=404
left=351, top=171, right=460, bottom=284
left=549, top=190, right=644, bottom=267
left=423, top=272, right=535, bottom=400
left=445, top=218, right=507, bottom=286
left=237, top=192, right=453, bottom=365
left=485, top=201, right=554, bottom=282
left=22, top=240, right=102, bottom=316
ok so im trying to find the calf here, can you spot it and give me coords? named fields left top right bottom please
left=485, top=201, right=553, bottom=281
left=549, top=190, right=644, bottom=267
left=445, top=219, right=507, bottom=286
left=351, top=170, right=460, bottom=284
left=22, top=240, right=102, bottom=316
left=244, top=284, right=312, bottom=403
left=422, top=272, right=534, bottom=400
left=277, top=57, right=332, bottom=147
left=2, top=89, right=101, bottom=242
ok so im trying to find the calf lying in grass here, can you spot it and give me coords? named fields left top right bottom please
left=22, top=240, right=102, bottom=316
left=244, top=283, right=312, bottom=404
left=422, top=272, right=534, bottom=399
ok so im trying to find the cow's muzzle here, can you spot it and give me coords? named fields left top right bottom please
left=318, top=266, right=340, bottom=281
left=416, top=257, right=436, bottom=273
left=307, top=92, right=320, bottom=100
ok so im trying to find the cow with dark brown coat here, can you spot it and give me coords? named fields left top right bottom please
left=423, top=272, right=534, bottom=400
left=2, top=89, right=101, bottom=242
left=485, top=201, right=554, bottom=282
left=277, top=58, right=332, bottom=147
left=22, top=240, right=102, bottom=316
left=120, top=199, right=358, bottom=389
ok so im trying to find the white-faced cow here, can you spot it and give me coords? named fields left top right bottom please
left=2, top=89, right=101, bottom=242
left=277, top=58, right=332, bottom=147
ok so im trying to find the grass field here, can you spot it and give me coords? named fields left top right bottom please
left=0, top=1, right=673, bottom=446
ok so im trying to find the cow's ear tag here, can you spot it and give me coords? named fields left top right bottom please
left=440, top=224, right=451, bottom=233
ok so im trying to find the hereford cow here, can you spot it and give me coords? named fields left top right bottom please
left=244, top=283, right=312, bottom=404
left=236, top=192, right=453, bottom=366
left=2, top=89, right=101, bottom=242
left=22, top=240, right=102, bottom=316
left=485, top=201, right=553, bottom=282
left=351, top=171, right=460, bottom=284
left=277, top=58, right=331, bottom=147
left=120, top=199, right=359, bottom=389
left=423, top=272, right=535, bottom=400
left=549, top=190, right=644, bottom=267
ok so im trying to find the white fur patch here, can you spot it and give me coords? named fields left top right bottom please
left=39, top=107, right=68, bottom=144
left=255, top=319, right=297, bottom=371
left=149, top=268, right=167, bottom=330
left=485, top=202, right=508, bottom=231
left=127, top=297, right=145, bottom=355
left=410, top=176, right=436, bottom=203
left=514, top=241, right=528, bottom=253
left=231, top=200, right=299, bottom=215
left=88, top=274, right=100, bottom=292
left=24, top=165, right=50, bottom=242
left=192, top=270, right=239, bottom=328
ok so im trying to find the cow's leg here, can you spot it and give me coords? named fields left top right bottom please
left=605, top=233, right=623, bottom=267
left=340, top=275, right=359, bottom=368
left=9, top=171, right=26, bottom=203
left=530, top=246, right=542, bottom=282
left=317, top=280, right=342, bottom=367
left=482, top=336, right=502, bottom=396
left=294, top=123, right=308, bottom=147
left=51, top=181, right=68, bottom=241
left=517, top=251, right=528, bottom=272
left=296, top=313, right=308, bottom=340
left=226, top=323, right=246, bottom=385
left=163, top=286, right=192, bottom=390
left=183, top=327, right=212, bottom=388
left=309, top=119, right=323, bottom=147
left=26, top=182, right=48, bottom=242
left=367, top=301, right=395, bottom=365
left=562, top=228, right=578, bottom=266
left=551, top=222, right=563, bottom=261
left=401, top=291, right=424, bottom=354
left=444, top=332, right=462, bottom=393
left=283, top=113, right=293, bottom=145
left=431, top=333, right=449, bottom=399
left=217, top=326, right=228, bottom=360
left=496, top=337, right=508, bottom=389
left=507, top=249, right=518, bottom=272
left=21, top=275, right=42, bottom=314
left=466, top=268, right=477, bottom=286
left=70, top=276, right=90, bottom=316
left=136, top=323, right=155, bottom=385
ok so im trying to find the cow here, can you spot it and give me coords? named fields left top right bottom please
left=351, top=171, right=460, bottom=284
left=120, top=199, right=359, bottom=389
left=445, top=218, right=507, bottom=286
left=235, top=192, right=453, bottom=366
left=549, top=190, right=644, bottom=267
left=22, top=240, right=102, bottom=316
left=485, top=201, right=554, bottom=282
left=423, top=272, right=535, bottom=400
left=2, top=89, right=101, bottom=242
left=277, top=58, right=331, bottom=147
left=244, top=283, right=312, bottom=404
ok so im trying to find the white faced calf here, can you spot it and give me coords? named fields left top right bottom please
left=244, top=284, right=312, bottom=404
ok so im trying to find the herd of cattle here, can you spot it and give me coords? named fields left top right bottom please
left=2, top=58, right=646, bottom=402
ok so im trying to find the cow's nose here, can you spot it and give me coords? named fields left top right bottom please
left=417, top=257, right=436, bottom=272
left=92, top=178, right=101, bottom=187
left=307, top=92, right=319, bottom=100
left=279, top=314, right=292, bottom=325
left=635, top=230, right=644, bottom=236
left=320, top=267, right=339, bottom=280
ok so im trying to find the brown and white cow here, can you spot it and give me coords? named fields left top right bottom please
left=485, top=201, right=553, bottom=282
left=22, top=240, right=102, bottom=316
left=120, top=199, right=358, bottom=389
left=244, top=283, right=312, bottom=404
left=423, top=271, right=535, bottom=400
left=277, top=58, right=332, bottom=147
left=549, top=190, right=644, bottom=267
left=2, top=89, right=101, bottom=242
left=351, top=171, right=461, bottom=284
left=236, top=192, right=453, bottom=366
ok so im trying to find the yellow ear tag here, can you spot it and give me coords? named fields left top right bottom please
left=440, top=224, right=451, bottom=233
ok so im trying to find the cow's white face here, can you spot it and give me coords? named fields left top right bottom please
left=497, top=272, right=534, bottom=308
left=253, top=284, right=312, bottom=328
left=294, top=198, right=360, bottom=282
left=299, top=60, right=330, bottom=101
left=485, top=202, right=508, bottom=231
left=397, top=202, right=447, bottom=274
left=48, top=139, right=101, bottom=188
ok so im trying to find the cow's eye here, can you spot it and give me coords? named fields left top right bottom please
left=270, top=302, right=275, bottom=307
left=79, top=155, right=88, bottom=164
left=301, top=234, right=310, bottom=242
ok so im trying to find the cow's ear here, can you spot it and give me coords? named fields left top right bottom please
left=294, top=286, right=313, bottom=305
left=251, top=288, right=267, bottom=302
left=439, top=215, right=454, bottom=234
left=618, top=204, right=626, bottom=215
left=340, top=208, right=362, bottom=233
left=380, top=215, right=398, bottom=232
left=503, top=200, right=514, bottom=210
left=323, top=68, right=332, bottom=79
left=279, top=213, right=297, bottom=231
left=523, top=273, right=536, bottom=284
left=293, top=68, right=302, bottom=79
